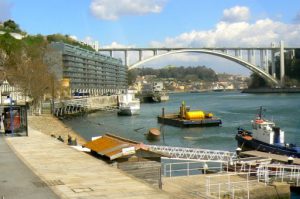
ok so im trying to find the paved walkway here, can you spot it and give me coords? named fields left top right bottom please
left=5, top=128, right=172, bottom=199
left=0, top=133, right=59, bottom=199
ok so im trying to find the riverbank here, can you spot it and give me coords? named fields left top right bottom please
left=28, top=115, right=87, bottom=145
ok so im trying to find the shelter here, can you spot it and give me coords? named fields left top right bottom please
left=84, top=133, right=164, bottom=187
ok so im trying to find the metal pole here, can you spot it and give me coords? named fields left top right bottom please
left=51, top=77, right=55, bottom=114
left=9, top=96, right=14, bottom=136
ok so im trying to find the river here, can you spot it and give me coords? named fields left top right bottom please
left=63, top=91, right=300, bottom=152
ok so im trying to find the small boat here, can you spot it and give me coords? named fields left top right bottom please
left=147, top=128, right=160, bottom=141
left=235, top=107, right=300, bottom=158
left=118, top=92, right=140, bottom=116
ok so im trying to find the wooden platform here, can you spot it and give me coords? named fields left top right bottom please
left=241, top=150, right=300, bottom=165
left=157, top=114, right=222, bottom=127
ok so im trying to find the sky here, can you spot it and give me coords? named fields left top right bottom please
left=1, top=0, right=300, bottom=75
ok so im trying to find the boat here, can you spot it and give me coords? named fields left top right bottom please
left=235, top=106, right=300, bottom=158
left=117, top=92, right=140, bottom=116
left=212, top=83, right=225, bottom=92
left=146, top=128, right=160, bottom=141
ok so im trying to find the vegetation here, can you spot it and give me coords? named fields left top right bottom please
left=0, top=19, right=25, bottom=34
left=0, top=20, right=62, bottom=112
left=128, top=66, right=218, bottom=84
left=248, top=49, right=300, bottom=88
left=47, top=34, right=95, bottom=51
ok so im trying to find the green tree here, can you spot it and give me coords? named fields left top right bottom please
left=2, top=20, right=22, bottom=33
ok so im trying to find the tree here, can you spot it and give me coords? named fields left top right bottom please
left=3, top=20, right=22, bottom=33
left=0, top=33, right=64, bottom=113
left=248, top=73, right=270, bottom=88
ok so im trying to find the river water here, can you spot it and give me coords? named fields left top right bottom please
left=63, top=91, right=300, bottom=152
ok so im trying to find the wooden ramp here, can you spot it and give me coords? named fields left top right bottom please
left=241, top=150, right=300, bottom=165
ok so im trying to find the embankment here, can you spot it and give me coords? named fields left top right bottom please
left=28, top=115, right=87, bottom=145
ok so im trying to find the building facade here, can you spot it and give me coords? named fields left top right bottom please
left=50, top=42, right=127, bottom=96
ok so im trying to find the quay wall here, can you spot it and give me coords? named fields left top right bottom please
left=242, top=88, right=300, bottom=93
left=86, top=95, right=118, bottom=110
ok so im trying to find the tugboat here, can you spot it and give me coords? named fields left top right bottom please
left=235, top=107, right=300, bottom=158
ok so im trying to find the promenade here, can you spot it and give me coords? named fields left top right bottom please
left=0, top=133, right=59, bottom=199
left=4, top=123, right=172, bottom=198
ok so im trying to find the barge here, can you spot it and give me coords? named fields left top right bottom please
left=157, top=102, right=222, bottom=127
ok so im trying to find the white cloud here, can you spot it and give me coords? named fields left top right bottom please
left=90, top=0, right=166, bottom=20
left=221, top=6, right=250, bottom=23
left=0, top=0, right=12, bottom=22
left=102, top=41, right=135, bottom=48
left=150, top=18, right=300, bottom=47
left=69, top=35, right=78, bottom=41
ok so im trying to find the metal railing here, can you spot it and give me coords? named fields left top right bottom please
left=205, top=172, right=258, bottom=199
left=147, top=145, right=236, bottom=162
left=162, top=161, right=226, bottom=177
left=257, top=164, right=300, bottom=186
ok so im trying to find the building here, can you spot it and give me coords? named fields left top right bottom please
left=50, top=42, right=127, bottom=96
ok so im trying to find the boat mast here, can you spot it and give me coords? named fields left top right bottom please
left=258, top=106, right=263, bottom=119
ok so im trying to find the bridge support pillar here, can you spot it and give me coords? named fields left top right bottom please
left=139, top=50, right=143, bottom=61
left=124, top=50, right=129, bottom=67
left=280, top=40, right=285, bottom=86
left=271, top=50, right=276, bottom=78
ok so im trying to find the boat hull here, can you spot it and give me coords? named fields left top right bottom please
left=236, top=134, right=300, bottom=158
left=117, top=108, right=139, bottom=116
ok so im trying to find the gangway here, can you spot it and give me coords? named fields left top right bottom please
left=147, top=145, right=236, bottom=162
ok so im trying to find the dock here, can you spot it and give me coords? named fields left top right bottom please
left=241, top=150, right=300, bottom=165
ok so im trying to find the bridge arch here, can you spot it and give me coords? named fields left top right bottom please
left=128, top=49, right=279, bottom=85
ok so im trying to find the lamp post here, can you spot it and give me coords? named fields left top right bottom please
left=9, top=96, right=14, bottom=135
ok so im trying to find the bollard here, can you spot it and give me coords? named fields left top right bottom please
left=236, top=147, right=242, bottom=158
left=288, top=156, right=294, bottom=164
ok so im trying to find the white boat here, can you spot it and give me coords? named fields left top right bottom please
left=118, top=92, right=140, bottom=116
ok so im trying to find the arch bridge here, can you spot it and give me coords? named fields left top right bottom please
left=98, top=41, right=298, bottom=86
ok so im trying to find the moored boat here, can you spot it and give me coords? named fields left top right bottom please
left=235, top=107, right=300, bottom=158
left=118, top=91, right=140, bottom=116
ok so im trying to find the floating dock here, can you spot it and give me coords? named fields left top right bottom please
left=157, top=114, right=222, bottom=127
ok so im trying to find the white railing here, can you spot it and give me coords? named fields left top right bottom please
left=206, top=172, right=258, bottom=199
left=257, top=164, right=300, bottom=186
left=147, top=145, right=236, bottom=162
left=163, top=161, right=226, bottom=177
left=205, top=164, right=300, bottom=199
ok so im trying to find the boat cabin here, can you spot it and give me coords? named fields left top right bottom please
left=251, top=119, right=285, bottom=145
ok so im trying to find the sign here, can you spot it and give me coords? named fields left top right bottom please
left=122, top=147, right=135, bottom=155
